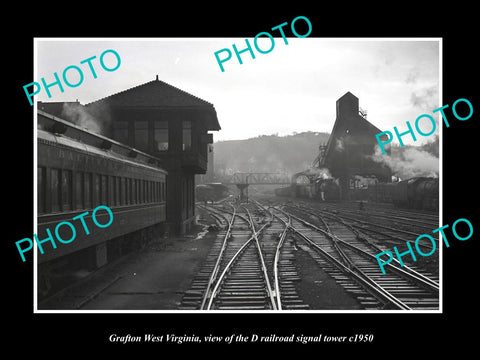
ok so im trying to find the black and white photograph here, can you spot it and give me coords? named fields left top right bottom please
left=33, top=38, right=442, bottom=312
left=6, top=7, right=478, bottom=353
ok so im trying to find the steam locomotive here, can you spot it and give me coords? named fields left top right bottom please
left=275, top=178, right=341, bottom=201
left=368, top=177, right=439, bottom=211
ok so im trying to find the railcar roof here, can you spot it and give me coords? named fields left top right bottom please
left=37, top=110, right=167, bottom=174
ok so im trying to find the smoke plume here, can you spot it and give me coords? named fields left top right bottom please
left=370, top=143, right=439, bottom=180
left=302, top=167, right=333, bottom=180
left=61, top=102, right=110, bottom=136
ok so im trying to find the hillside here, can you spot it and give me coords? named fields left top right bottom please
left=212, top=132, right=440, bottom=182
left=213, top=131, right=330, bottom=179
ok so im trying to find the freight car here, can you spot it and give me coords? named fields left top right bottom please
left=369, top=177, right=438, bottom=211
left=274, top=185, right=293, bottom=197
left=196, top=183, right=231, bottom=203
left=37, top=110, right=167, bottom=299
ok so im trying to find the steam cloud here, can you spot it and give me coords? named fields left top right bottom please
left=61, top=102, right=110, bottom=135
left=410, top=85, right=438, bottom=110
left=370, top=143, right=439, bottom=180
left=302, top=167, right=333, bottom=179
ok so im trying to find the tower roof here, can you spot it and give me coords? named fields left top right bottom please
left=86, top=76, right=220, bottom=130
left=87, top=77, right=214, bottom=108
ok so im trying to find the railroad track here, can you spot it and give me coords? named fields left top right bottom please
left=273, top=205, right=439, bottom=310
left=181, top=202, right=308, bottom=310
left=305, top=201, right=439, bottom=232
left=288, top=203, right=439, bottom=256
left=182, top=199, right=439, bottom=311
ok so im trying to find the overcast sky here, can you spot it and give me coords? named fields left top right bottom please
left=35, top=38, right=440, bottom=144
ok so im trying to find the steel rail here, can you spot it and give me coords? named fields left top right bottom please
left=199, top=204, right=233, bottom=225
left=272, top=207, right=412, bottom=310
left=291, top=205, right=440, bottom=289
left=205, top=222, right=270, bottom=310
left=311, top=208, right=440, bottom=290
left=253, top=200, right=290, bottom=310
left=292, top=229, right=412, bottom=310
left=271, top=209, right=290, bottom=310
left=336, top=238, right=439, bottom=292
left=333, top=208, right=438, bottom=229
left=243, top=206, right=278, bottom=310
left=306, top=201, right=439, bottom=222
left=291, top=204, right=436, bottom=252
left=284, top=208, right=439, bottom=291
left=199, top=206, right=237, bottom=310
left=311, top=206, right=436, bottom=242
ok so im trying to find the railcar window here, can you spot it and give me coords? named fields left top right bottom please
left=100, top=174, right=107, bottom=205
left=145, top=180, right=149, bottom=203
left=85, top=173, right=92, bottom=209
left=109, top=176, right=115, bottom=206
left=94, top=174, right=100, bottom=207
left=37, top=167, right=45, bottom=214
left=75, top=172, right=84, bottom=209
left=120, top=177, right=126, bottom=205
left=154, top=120, right=169, bottom=151
left=136, top=179, right=140, bottom=204
left=131, top=179, right=136, bottom=204
left=145, top=180, right=152, bottom=202
left=137, top=179, right=141, bottom=203
left=125, top=178, right=130, bottom=204
left=127, top=178, right=132, bottom=204
left=149, top=181, right=152, bottom=202
left=51, top=168, right=60, bottom=212
left=115, top=177, right=120, bottom=206
left=61, top=170, right=73, bottom=211
left=145, top=181, right=149, bottom=203
left=144, top=180, right=147, bottom=203
left=133, top=178, right=137, bottom=204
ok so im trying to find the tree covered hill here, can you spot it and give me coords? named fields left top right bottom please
left=212, top=132, right=440, bottom=182
left=213, top=131, right=331, bottom=179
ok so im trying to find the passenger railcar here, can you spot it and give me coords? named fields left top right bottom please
left=37, top=111, right=167, bottom=298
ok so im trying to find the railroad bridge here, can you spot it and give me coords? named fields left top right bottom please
left=227, top=172, right=291, bottom=201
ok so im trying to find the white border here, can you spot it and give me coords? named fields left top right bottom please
left=33, top=37, right=443, bottom=314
